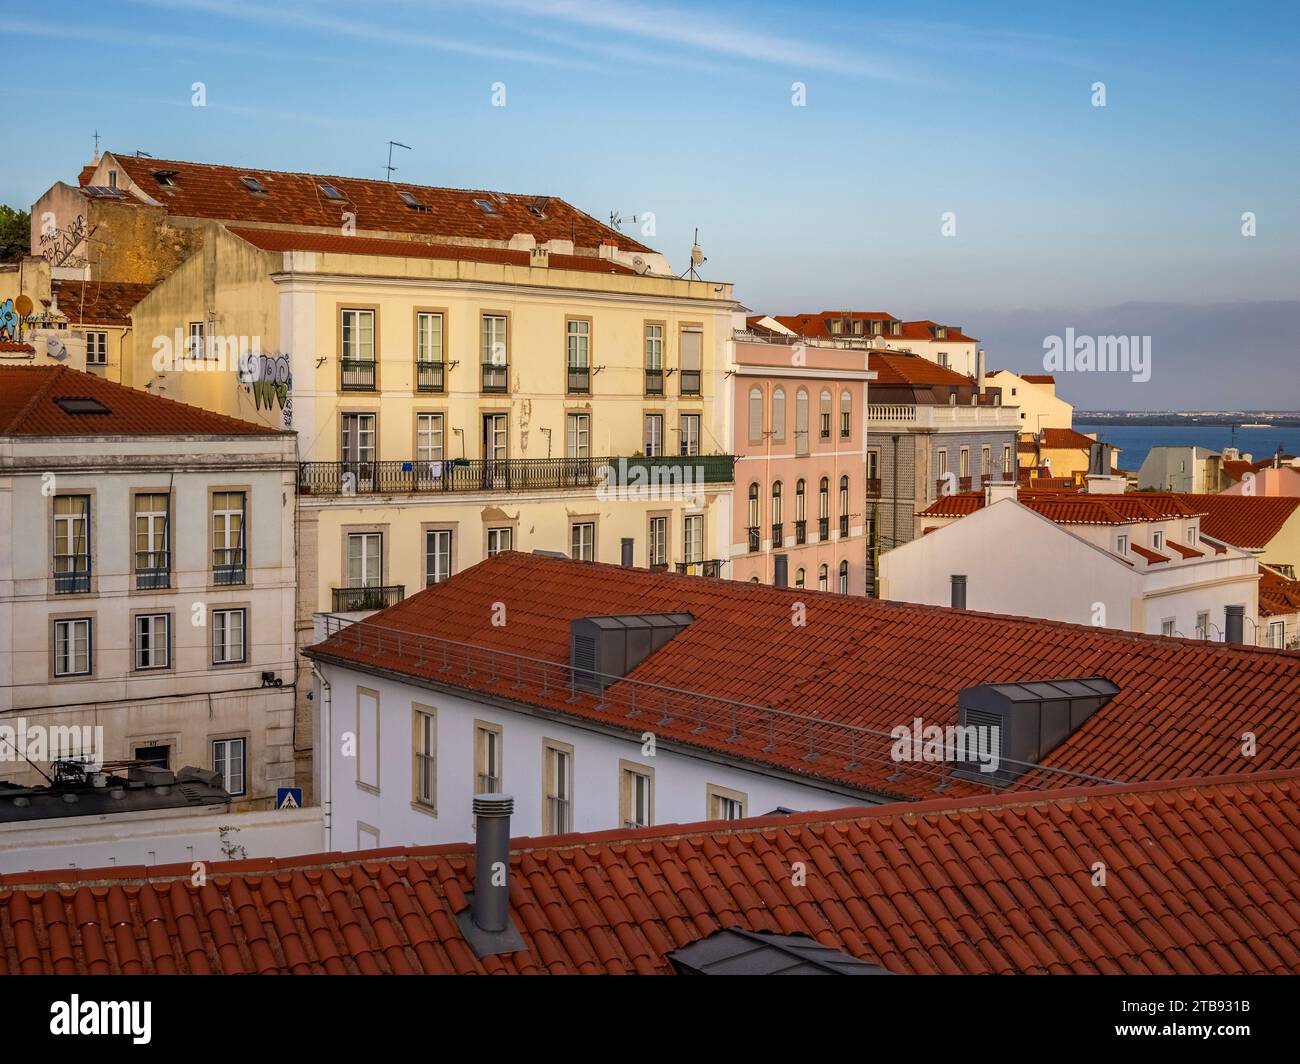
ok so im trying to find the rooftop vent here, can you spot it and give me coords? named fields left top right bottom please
left=1087, top=442, right=1114, bottom=476
left=570, top=613, right=693, bottom=692
left=954, top=676, right=1120, bottom=785
left=668, top=929, right=892, bottom=976
left=454, top=793, right=524, bottom=957
left=54, top=396, right=111, bottom=415
left=241, top=176, right=267, bottom=194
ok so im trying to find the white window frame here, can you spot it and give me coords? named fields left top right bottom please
left=341, top=308, right=376, bottom=362
left=134, top=613, right=170, bottom=671
left=212, top=608, right=247, bottom=665
left=213, top=737, right=247, bottom=797
left=425, top=529, right=452, bottom=585
left=53, top=618, right=92, bottom=677
left=570, top=521, right=595, bottom=561
left=487, top=527, right=512, bottom=557
left=85, top=330, right=108, bottom=366
left=683, top=514, right=703, bottom=564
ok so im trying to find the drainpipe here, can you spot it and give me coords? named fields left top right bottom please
left=314, top=664, right=332, bottom=851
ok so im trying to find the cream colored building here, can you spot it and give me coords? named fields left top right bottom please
left=984, top=370, right=1073, bottom=437
left=0, top=366, right=298, bottom=809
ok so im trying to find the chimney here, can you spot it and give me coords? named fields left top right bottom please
left=457, top=794, right=525, bottom=956
left=1225, top=605, right=1245, bottom=644
left=529, top=246, right=550, bottom=268
left=950, top=574, right=967, bottom=609
left=976, top=348, right=986, bottom=394
left=773, top=554, right=788, bottom=587
left=620, top=538, right=634, bottom=567
left=985, top=480, right=1018, bottom=506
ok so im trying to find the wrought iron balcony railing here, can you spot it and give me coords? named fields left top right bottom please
left=771, top=522, right=783, bottom=544
left=818, top=517, right=830, bottom=539
left=794, top=520, right=807, bottom=545
left=746, top=526, right=761, bottom=553
left=332, top=584, right=405, bottom=612
left=481, top=363, right=509, bottom=392
left=644, top=368, right=664, bottom=395
left=341, top=358, right=376, bottom=391
left=134, top=550, right=171, bottom=590
left=299, top=454, right=736, bottom=496
left=416, top=360, right=445, bottom=393
left=53, top=556, right=91, bottom=594
left=679, top=369, right=701, bottom=396
left=212, top=548, right=246, bottom=586
left=567, top=367, right=590, bottom=394
left=675, top=559, right=722, bottom=578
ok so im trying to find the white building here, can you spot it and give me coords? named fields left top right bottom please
left=0, top=365, right=299, bottom=808
left=879, top=478, right=1261, bottom=638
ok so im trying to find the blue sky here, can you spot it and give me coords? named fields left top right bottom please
left=3, top=1, right=1298, bottom=406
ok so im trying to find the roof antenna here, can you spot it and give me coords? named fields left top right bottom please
left=135, top=149, right=152, bottom=158
left=386, top=141, right=411, bottom=181
left=681, top=227, right=706, bottom=280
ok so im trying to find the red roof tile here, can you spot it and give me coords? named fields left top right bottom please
left=919, top=490, right=1201, bottom=526
left=106, top=153, right=651, bottom=252
left=307, top=553, right=1300, bottom=801
left=772, top=313, right=978, bottom=344
left=1173, top=493, right=1300, bottom=550
left=867, top=351, right=975, bottom=387
left=4, top=770, right=1298, bottom=974
left=1260, top=569, right=1300, bottom=617
left=1035, top=427, right=1103, bottom=450
left=0, top=365, right=286, bottom=436
left=51, top=279, right=157, bottom=327
left=226, top=227, right=634, bottom=275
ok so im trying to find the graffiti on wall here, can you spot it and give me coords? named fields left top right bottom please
left=0, top=299, right=20, bottom=343
left=39, top=214, right=88, bottom=269
left=237, top=350, right=293, bottom=428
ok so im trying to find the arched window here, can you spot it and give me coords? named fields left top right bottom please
left=750, top=576, right=760, bottom=583
left=795, top=389, right=809, bottom=455
left=747, top=482, right=760, bottom=528
left=838, top=559, right=849, bottom=594
left=795, top=567, right=805, bottom=588
left=772, top=387, right=786, bottom=442
left=748, top=386, right=764, bottom=444
left=840, top=474, right=849, bottom=525
left=819, top=477, right=829, bottom=518
left=819, top=389, right=832, bottom=439
left=795, top=479, right=806, bottom=520
left=771, top=480, right=783, bottom=526
left=839, top=389, right=852, bottom=439
left=818, top=564, right=828, bottom=591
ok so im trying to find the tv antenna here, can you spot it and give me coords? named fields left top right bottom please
left=386, top=141, right=411, bottom=181
left=681, top=227, right=706, bottom=280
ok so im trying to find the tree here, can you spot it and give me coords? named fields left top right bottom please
left=0, top=205, right=31, bottom=263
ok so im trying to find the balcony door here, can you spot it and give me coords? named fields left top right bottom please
left=482, top=413, right=508, bottom=489
left=341, top=413, right=376, bottom=492
left=566, top=413, right=590, bottom=485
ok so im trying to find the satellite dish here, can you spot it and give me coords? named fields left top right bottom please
left=14, top=295, right=33, bottom=317
left=690, top=244, right=705, bottom=267
left=47, top=338, right=69, bottom=361
left=631, top=255, right=650, bottom=275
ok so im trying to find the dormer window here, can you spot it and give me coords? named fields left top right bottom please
left=936, top=325, right=947, bottom=339
left=108, top=170, right=118, bottom=189
left=890, top=321, right=901, bottom=336
left=852, top=320, right=863, bottom=335
left=829, top=319, right=843, bottom=335
left=871, top=320, right=883, bottom=336
left=1188, top=524, right=1198, bottom=546
left=241, top=176, right=267, bottom=194
left=1116, top=534, right=1128, bottom=555
left=1153, top=531, right=1164, bottom=550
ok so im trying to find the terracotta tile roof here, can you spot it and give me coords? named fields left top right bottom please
left=918, top=490, right=1201, bottom=526
left=308, top=553, right=1300, bottom=801
left=4, top=769, right=1298, bottom=974
left=1260, top=569, right=1300, bottom=617
left=867, top=350, right=975, bottom=387
left=106, top=153, right=651, bottom=252
left=0, top=341, right=35, bottom=354
left=50, top=279, right=157, bottom=327
left=1021, top=373, right=1056, bottom=384
left=0, top=365, right=285, bottom=436
left=1173, top=493, right=1300, bottom=550
left=772, top=313, right=978, bottom=344
left=226, top=227, right=634, bottom=275
left=1036, top=427, right=1103, bottom=450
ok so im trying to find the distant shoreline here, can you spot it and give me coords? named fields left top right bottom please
left=1076, top=414, right=1300, bottom=428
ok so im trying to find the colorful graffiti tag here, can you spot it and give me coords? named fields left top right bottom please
left=237, top=351, right=293, bottom=427
left=0, top=299, right=20, bottom=343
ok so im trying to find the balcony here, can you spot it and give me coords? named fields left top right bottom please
left=866, top=478, right=882, bottom=499
left=416, top=360, right=445, bottom=393
left=53, top=556, right=91, bottom=594
left=644, top=368, right=664, bottom=395
left=936, top=476, right=973, bottom=495
left=648, top=561, right=669, bottom=573
left=771, top=522, right=783, bottom=545
left=676, top=559, right=722, bottom=578
left=481, top=363, right=508, bottom=393
left=212, top=548, right=246, bottom=586
left=839, top=515, right=849, bottom=537
left=134, top=550, right=171, bottom=590
left=567, top=366, right=590, bottom=394
left=341, top=358, right=376, bottom=391
left=299, top=454, right=736, bottom=496
left=794, top=520, right=807, bottom=545
left=332, top=584, right=405, bottom=612
left=679, top=369, right=701, bottom=396
left=747, top=526, right=761, bottom=553
left=818, top=517, right=829, bottom=539
left=867, top=403, right=1020, bottom=431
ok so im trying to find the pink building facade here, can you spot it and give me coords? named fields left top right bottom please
left=730, top=336, right=875, bottom=592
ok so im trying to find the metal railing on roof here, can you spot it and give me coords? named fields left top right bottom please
left=313, top=615, right=1122, bottom=797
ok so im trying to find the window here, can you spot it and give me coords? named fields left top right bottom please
left=571, top=522, right=595, bottom=561
left=402, top=191, right=430, bottom=210
left=648, top=516, right=667, bottom=569
left=320, top=183, right=344, bottom=200
left=413, top=706, right=436, bottom=810
left=340, top=412, right=376, bottom=486
left=644, top=413, right=663, bottom=457
left=938, top=352, right=950, bottom=368
left=212, top=608, right=247, bottom=665
left=981, top=445, right=991, bottom=477
left=678, top=413, right=700, bottom=456
left=1188, top=524, right=1199, bottom=547
left=771, top=387, right=786, bottom=442
left=85, top=331, right=108, bottom=366
left=1003, top=444, right=1013, bottom=474
left=1116, top=534, right=1128, bottom=556
left=415, top=311, right=444, bottom=392
left=52, top=495, right=91, bottom=593
left=188, top=321, right=206, bottom=359
left=543, top=740, right=573, bottom=835
left=795, top=479, right=807, bottom=543
left=707, top=784, right=746, bottom=821
left=134, top=492, right=170, bottom=589
left=838, top=560, right=849, bottom=594
left=748, top=387, right=764, bottom=444
left=213, top=738, right=247, bottom=797
left=644, top=324, right=664, bottom=394
left=348, top=532, right=383, bottom=588
left=134, top=613, right=170, bottom=670
left=620, top=763, right=653, bottom=829
left=416, top=413, right=444, bottom=468
left=53, top=618, right=91, bottom=677
left=679, top=327, right=702, bottom=395
left=747, top=483, right=760, bottom=551
left=482, top=314, right=508, bottom=391
left=566, top=413, right=590, bottom=459
left=487, top=527, right=513, bottom=557
left=819, top=389, right=831, bottom=440
left=794, top=389, right=809, bottom=455
left=819, top=563, right=829, bottom=591
left=771, top=480, right=783, bottom=537
left=341, top=309, right=375, bottom=361
left=566, top=319, right=590, bottom=393
left=839, top=475, right=850, bottom=537
left=818, top=476, right=829, bottom=539
left=795, top=567, right=805, bottom=588
left=1268, top=620, right=1287, bottom=648
left=1152, top=531, right=1164, bottom=551
left=212, top=491, right=246, bottom=584
left=840, top=390, right=851, bottom=439
left=475, top=722, right=503, bottom=795
left=357, top=688, right=379, bottom=790
left=1196, top=611, right=1210, bottom=640
left=425, top=529, right=452, bottom=585
left=960, top=448, right=970, bottom=479
left=937, top=450, right=948, bottom=478
left=684, top=514, right=703, bottom=564
left=241, top=175, right=267, bottom=194
left=135, top=745, right=169, bottom=769
left=1161, top=619, right=1175, bottom=637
